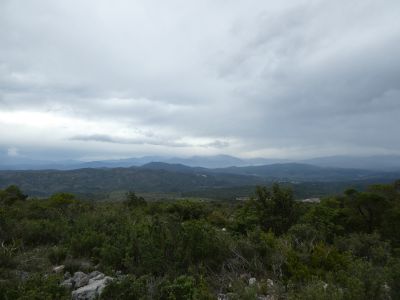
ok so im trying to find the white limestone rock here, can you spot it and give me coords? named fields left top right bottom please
left=71, top=276, right=113, bottom=300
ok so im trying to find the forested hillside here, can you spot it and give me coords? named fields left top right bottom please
left=0, top=163, right=398, bottom=199
left=1, top=181, right=400, bottom=299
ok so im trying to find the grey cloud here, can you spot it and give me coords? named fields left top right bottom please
left=70, top=134, right=190, bottom=148
left=0, top=0, right=400, bottom=160
left=69, top=134, right=230, bottom=149
left=204, top=140, right=230, bottom=149
left=70, top=134, right=117, bottom=143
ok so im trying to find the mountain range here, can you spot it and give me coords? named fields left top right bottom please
left=1, top=154, right=400, bottom=171
left=0, top=161, right=399, bottom=198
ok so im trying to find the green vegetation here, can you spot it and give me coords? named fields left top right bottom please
left=1, top=181, right=400, bottom=299
left=1, top=163, right=399, bottom=200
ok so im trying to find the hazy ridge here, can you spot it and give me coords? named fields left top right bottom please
left=2, top=154, right=400, bottom=171
left=1, top=161, right=399, bottom=199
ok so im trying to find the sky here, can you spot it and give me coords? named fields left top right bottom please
left=1, top=0, right=400, bottom=161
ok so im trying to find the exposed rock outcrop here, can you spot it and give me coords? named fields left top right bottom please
left=249, top=277, right=257, bottom=285
left=53, top=265, right=65, bottom=274
left=60, top=270, right=113, bottom=300
left=71, top=276, right=113, bottom=300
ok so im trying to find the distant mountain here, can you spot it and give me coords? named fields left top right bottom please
left=0, top=154, right=287, bottom=170
left=213, top=163, right=397, bottom=182
left=140, top=162, right=203, bottom=173
left=74, top=156, right=165, bottom=169
left=73, top=155, right=256, bottom=169
left=1, top=153, right=400, bottom=171
left=0, top=154, right=80, bottom=170
left=0, top=162, right=399, bottom=197
left=166, top=154, right=245, bottom=168
left=171, top=155, right=292, bottom=168
left=302, top=155, right=400, bottom=171
left=0, top=156, right=167, bottom=170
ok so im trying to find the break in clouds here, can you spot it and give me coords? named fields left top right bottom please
left=0, top=0, right=400, bottom=160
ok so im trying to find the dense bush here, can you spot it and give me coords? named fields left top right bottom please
left=0, top=181, right=399, bottom=299
left=47, top=246, right=68, bottom=265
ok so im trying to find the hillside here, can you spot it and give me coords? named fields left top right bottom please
left=0, top=167, right=265, bottom=197
left=0, top=163, right=399, bottom=198
left=212, top=163, right=395, bottom=181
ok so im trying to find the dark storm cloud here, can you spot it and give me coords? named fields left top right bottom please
left=0, top=0, right=399, bottom=160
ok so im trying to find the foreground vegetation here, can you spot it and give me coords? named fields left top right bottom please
left=1, top=181, right=400, bottom=299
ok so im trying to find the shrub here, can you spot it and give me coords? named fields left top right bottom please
left=47, top=246, right=67, bottom=265
left=161, top=275, right=196, bottom=300
left=0, top=185, right=27, bottom=205
left=17, top=220, right=65, bottom=246
left=124, top=192, right=147, bottom=208
left=3, top=274, right=69, bottom=300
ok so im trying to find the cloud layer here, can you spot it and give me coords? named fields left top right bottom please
left=1, top=0, right=399, bottom=160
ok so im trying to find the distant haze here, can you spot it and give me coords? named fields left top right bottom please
left=1, top=0, right=400, bottom=161
left=2, top=154, right=400, bottom=172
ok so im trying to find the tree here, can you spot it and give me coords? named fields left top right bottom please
left=256, top=184, right=297, bottom=234
left=351, top=192, right=390, bottom=233
left=0, top=185, right=27, bottom=205
left=124, top=191, right=146, bottom=208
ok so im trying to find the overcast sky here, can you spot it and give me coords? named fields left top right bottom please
left=1, top=0, right=399, bottom=161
